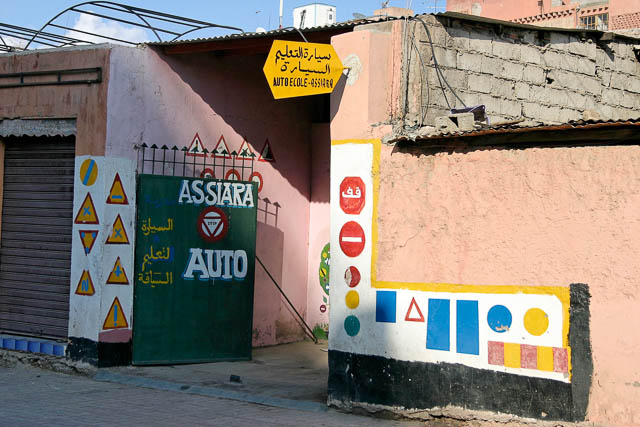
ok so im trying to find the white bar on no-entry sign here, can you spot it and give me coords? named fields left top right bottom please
left=341, top=237, right=363, bottom=243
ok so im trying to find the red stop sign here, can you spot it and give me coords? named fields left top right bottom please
left=339, top=221, right=366, bottom=257
left=340, top=177, right=365, bottom=215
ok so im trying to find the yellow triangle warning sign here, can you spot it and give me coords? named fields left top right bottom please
left=186, top=132, right=206, bottom=157
left=103, top=297, right=129, bottom=329
left=106, top=173, right=129, bottom=205
left=106, top=214, right=130, bottom=245
left=75, top=270, right=95, bottom=296
left=74, top=193, right=99, bottom=225
left=78, top=230, right=99, bottom=255
left=258, top=139, right=276, bottom=163
left=107, top=257, right=129, bottom=285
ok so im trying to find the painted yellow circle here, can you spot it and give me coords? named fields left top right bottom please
left=79, top=158, right=98, bottom=186
left=345, top=290, right=359, bottom=309
left=524, top=308, right=549, bottom=336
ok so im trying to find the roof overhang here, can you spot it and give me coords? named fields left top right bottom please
left=391, top=119, right=640, bottom=148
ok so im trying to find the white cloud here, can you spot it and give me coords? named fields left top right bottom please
left=1, top=35, right=27, bottom=50
left=64, top=13, right=150, bottom=45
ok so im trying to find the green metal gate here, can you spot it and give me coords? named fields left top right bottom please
left=132, top=174, right=257, bottom=365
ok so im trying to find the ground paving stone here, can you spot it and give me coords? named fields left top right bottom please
left=0, top=365, right=430, bottom=426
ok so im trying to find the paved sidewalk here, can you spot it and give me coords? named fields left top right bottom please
left=0, top=364, right=433, bottom=426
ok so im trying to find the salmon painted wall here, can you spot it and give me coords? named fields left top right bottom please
left=327, top=20, right=638, bottom=426
left=376, top=143, right=638, bottom=424
left=0, top=45, right=110, bottom=156
left=446, top=0, right=553, bottom=20
left=306, top=123, right=331, bottom=335
left=105, top=46, right=315, bottom=346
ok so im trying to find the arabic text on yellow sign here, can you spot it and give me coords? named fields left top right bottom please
left=263, top=40, right=344, bottom=99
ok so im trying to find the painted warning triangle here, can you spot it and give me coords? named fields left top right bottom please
left=74, top=193, right=99, bottom=225
left=212, top=135, right=233, bottom=160
left=106, top=214, right=130, bottom=245
left=186, top=132, right=206, bottom=157
left=106, top=173, right=129, bottom=205
left=237, top=139, right=255, bottom=161
left=75, top=270, right=95, bottom=296
left=106, top=257, right=130, bottom=285
left=103, top=297, right=129, bottom=329
left=258, top=139, right=276, bottom=163
left=405, top=297, right=425, bottom=322
left=78, top=230, right=99, bottom=255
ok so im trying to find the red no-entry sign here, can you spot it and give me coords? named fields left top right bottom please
left=340, top=177, right=365, bottom=215
left=339, top=221, right=365, bottom=257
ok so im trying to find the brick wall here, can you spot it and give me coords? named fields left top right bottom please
left=396, top=15, right=640, bottom=130
left=611, top=12, right=640, bottom=30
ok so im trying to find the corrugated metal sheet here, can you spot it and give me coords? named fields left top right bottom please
left=0, top=137, right=75, bottom=338
left=389, top=117, right=640, bottom=143
left=146, top=16, right=402, bottom=47
left=146, top=10, right=640, bottom=49
left=0, top=119, right=76, bottom=138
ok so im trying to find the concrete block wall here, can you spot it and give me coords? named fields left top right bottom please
left=400, top=15, right=640, bottom=128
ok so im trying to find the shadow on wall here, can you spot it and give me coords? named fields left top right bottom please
left=152, top=47, right=333, bottom=346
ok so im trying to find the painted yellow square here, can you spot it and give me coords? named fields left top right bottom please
left=504, top=343, right=521, bottom=368
left=537, top=346, right=554, bottom=372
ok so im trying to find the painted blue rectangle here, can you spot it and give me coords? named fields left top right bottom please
left=2, top=338, right=15, bottom=350
left=53, top=345, right=65, bottom=357
left=427, top=299, right=450, bottom=351
left=15, top=340, right=28, bottom=351
left=27, top=341, right=40, bottom=353
left=40, top=342, right=54, bottom=355
left=456, top=300, right=479, bottom=355
left=376, top=291, right=397, bottom=323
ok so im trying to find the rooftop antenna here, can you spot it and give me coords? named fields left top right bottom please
left=279, top=0, right=284, bottom=28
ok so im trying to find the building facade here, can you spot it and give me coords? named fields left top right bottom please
left=447, top=0, right=640, bottom=31
left=1, top=7, right=640, bottom=425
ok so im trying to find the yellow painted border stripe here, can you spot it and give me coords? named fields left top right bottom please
left=331, top=138, right=572, bottom=375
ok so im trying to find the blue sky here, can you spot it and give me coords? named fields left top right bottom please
left=2, top=1, right=446, bottom=41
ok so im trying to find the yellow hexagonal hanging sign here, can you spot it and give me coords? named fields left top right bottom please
left=263, top=40, right=344, bottom=99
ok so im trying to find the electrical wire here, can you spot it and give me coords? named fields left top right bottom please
left=411, top=33, right=430, bottom=126
left=410, top=16, right=467, bottom=109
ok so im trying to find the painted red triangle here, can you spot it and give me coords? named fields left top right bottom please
left=405, top=297, right=425, bottom=322
left=186, top=132, right=206, bottom=157
left=258, top=139, right=276, bottom=163
left=212, top=134, right=232, bottom=160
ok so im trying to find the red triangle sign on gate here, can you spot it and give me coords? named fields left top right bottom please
left=212, top=135, right=232, bottom=160
left=405, top=297, right=425, bottom=322
left=186, top=132, right=206, bottom=157
left=258, top=139, right=276, bottom=163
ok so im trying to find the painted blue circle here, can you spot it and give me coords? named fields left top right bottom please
left=487, top=305, right=512, bottom=333
left=344, top=315, right=361, bottom=337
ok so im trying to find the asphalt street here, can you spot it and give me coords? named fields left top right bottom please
left=0, top=364, right=434, bottom=427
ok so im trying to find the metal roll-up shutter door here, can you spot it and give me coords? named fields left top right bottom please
left=0, top=137, right=75, bottom=338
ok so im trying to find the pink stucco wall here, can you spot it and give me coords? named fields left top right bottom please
left=106, top=46, right=317, bottom=346
left=329, top=17, right=640, bottom=424
left=306, top=124, right=331, bottom=331
left=376, top=143, right=640, bottom=424
left=0, top=45, right=110, bottom=155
